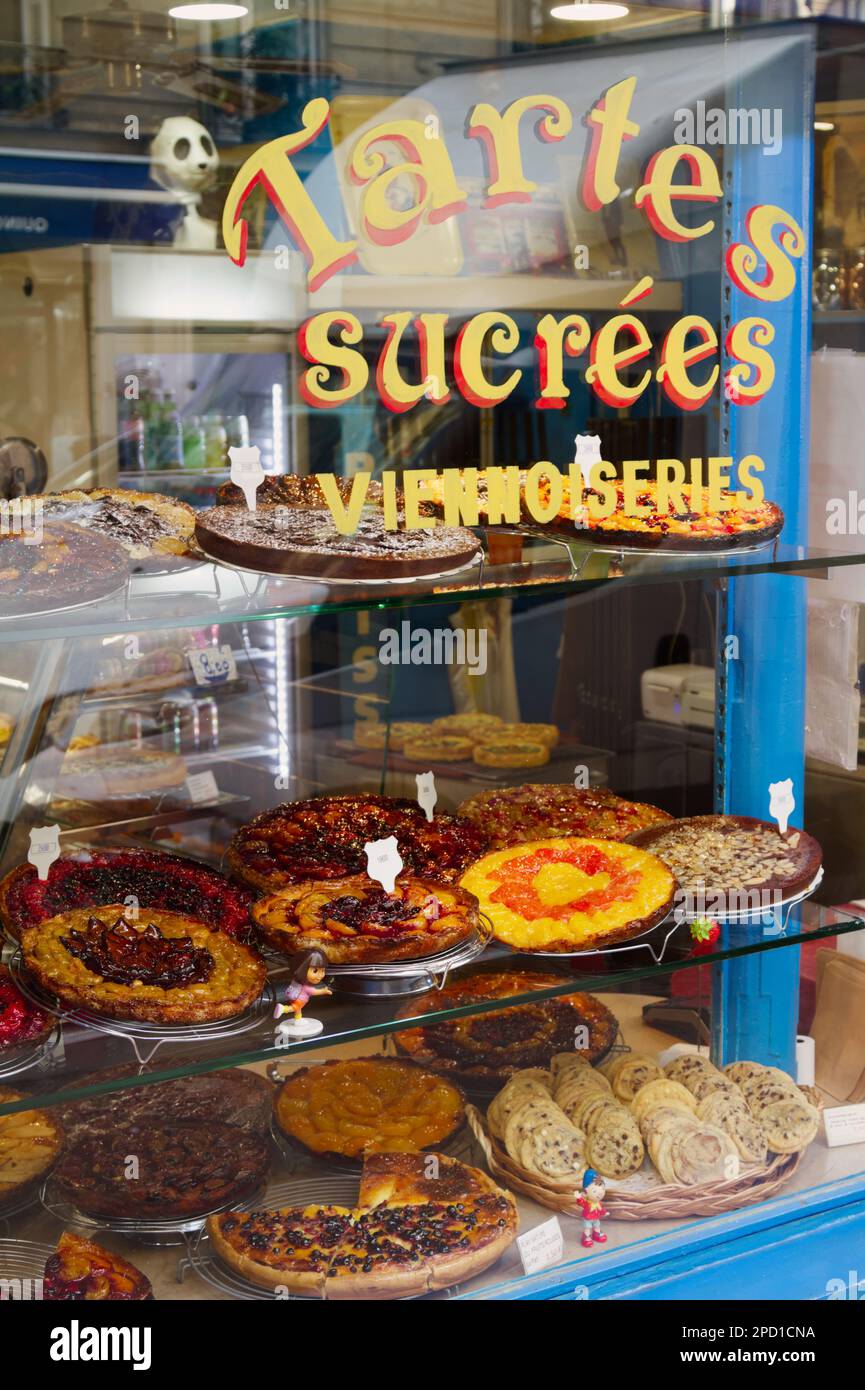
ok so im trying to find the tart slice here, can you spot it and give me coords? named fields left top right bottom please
left=208, top=1205, right=355, bottom=1296
left=43, top=1232, right=152, bottom=1301
left=251, top=874, right=478, bottom=964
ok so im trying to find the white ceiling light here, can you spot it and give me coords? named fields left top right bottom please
left=169, top=3, right=248, bottom=19
left=551, top=2, right=630, bottom=19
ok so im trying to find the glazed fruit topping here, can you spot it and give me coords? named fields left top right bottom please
left=60, top=914, right=214, bottom=988
left=0, top=973, right=49, bottom=1046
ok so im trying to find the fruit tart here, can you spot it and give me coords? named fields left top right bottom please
left=43, top=1232, right=152, bottom=1301
left=457, top=784, right=673, bottom=850
left=0, top=849, right=253, bottom=942
left=0, top=963, right=53, bottom=1051
left=252, top=874, right=479, bottom=964
left=20, top=906, right=265, bottom=1024
left=0, top=1085, right=63, bottom=1207
left=227, top=794, right=488, bottom=892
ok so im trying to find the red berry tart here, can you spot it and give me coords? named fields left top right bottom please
left=0, top=964, right=53, bottom=1050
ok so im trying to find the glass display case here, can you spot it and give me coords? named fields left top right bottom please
left=2, top=3, right=865, bottom=1314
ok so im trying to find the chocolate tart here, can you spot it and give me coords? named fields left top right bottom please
left=58, top=1066, right=273, bottom=1140
left=194, top=504, right=480, bottom=579
left=0, top=521, right=127, bottom=617
left=53, top=1119, right=269, bottom=1220
left=0, top=849, right=253, bottom=943
left=216, top=474, right=386, bottom=509
left=36, top=489, right=196, bottom=567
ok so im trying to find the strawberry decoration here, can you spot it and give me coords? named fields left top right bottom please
left=689, top=916, right=721, bottom=957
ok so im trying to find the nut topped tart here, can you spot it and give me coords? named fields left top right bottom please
left=228, top=794, right=488, bottom=892
left=36, top=489, right=196, bottom=566
left=0, top=521, right=128, bottom=617
left=252, top=874, right=479, bottom=964
left=43, top=1232, right=152, bottom=1301
left=460, top=837, right=676, bottom=953
left=20, top=906, right=265, bottom=1023
left=0, top=1085, right=63, bottom=1206
left=207, top=1151, right=517, bottom=1299
left=457, top=784, right=673, bottom=850
left=628, top=815, right=822, bottom=901
left=53, top=1119, right=270, bottom=1220
left=0, top=849, right=253, bottom=943
left=394, top=971, right=618, bottom=1086
left=273, top=1057, right=465, bottom=1163
left=194, top=504, right=481, bottom=579
left=0, top=963, right=53, bottom=1050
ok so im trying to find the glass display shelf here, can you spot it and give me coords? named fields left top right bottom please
left=0, top=537, right=861, bottom=644
left=1, top=899, right=860, bottom=1119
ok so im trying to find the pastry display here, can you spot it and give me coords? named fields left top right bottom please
left=431, top=713, right=504, bottom=739
left=252, top=874, right=479, bottom=964
left=0, top=1085, right=63, bottom=1206
left=49, top=745, right=189, bottom=822
left=216, top=473, right=387, bottom=509
left=472, top=738, right=550, bottom=769
left=0, top=522, right=127, bottom=617
left=0, top=849, right=253, bottom=943
left=629, top=815, right=822, bottom=900
left=353, top=721, right=426, bottom=751
left=227, top=794, right=488, bottom=892
left=403, top=734, right=474, bottom=763
left=194, top=505, right=481, bottom=580
left=457, top=784, right=673, bottom=850
left=273, top=1057, right=465, bottom=1162
left=460, top=836, right=676, bottom=952
left=394, top=971, right=618, bottom=1086
left=43, top=1232, right=153, bottom=1301
left=0, top=963, right=53, bottom=1050
left=35, top=489, right=195, bottom=567
left=207, top=1151, right=517, bottom=1299
left=20, top=906, right=266, bottom=1024
left=59, top=1066, right=272, bottom=1139
left=53, top=1120, right=270, bottom=1220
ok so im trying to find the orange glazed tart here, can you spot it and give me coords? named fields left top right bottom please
left=460, top=836, right=676, bottom=953
left=273, top=1057, right=465, bottom=1163
left=43, top=1232, right=152, bottom=1301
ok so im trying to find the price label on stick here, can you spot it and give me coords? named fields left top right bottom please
left=364, top=836, right=403, bottom=893
left=229, top=445, right=265, bottom=511
left=768, top=778, right=795, bottom=836
left=27, top=825, right=62, bottom=881
left=187, top=644, right=237, bottom=687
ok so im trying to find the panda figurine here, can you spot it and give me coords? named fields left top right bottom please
left=149, top=116, right=220, bottom=251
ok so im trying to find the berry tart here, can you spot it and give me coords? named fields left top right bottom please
left=0, top=963, right=53, bottom=1052
left=194, top=504, right=480, bottom=580
left=43, top=1232, right=153, bottom=1301
left=457, top=784, right=673, bottom=850
left=0, top=522, right=127, bottom=617
left=207, top=1151, right=517, bottom=1299
left=0, top=849, right=253, bottom=943
left=395, top=970, right=618, bottom=1087
left=227, top=794, right=488, bottom=892
left=20, top=906, right=266, bottom=1024
left=252, top=874, right=479, bottom=964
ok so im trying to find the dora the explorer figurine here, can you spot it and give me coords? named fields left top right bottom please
left=576, top=1168, right=608, bottom=1249
left=273, top=949, right=332, bottom=1038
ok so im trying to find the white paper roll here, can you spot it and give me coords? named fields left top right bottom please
left=796, top=1034, right=816, bottom=1087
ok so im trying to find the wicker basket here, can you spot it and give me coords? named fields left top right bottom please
left=466, top=1105, right=802, bottom=1220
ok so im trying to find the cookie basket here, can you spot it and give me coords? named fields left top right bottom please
left=465, top=1104, right=802, bottom=1220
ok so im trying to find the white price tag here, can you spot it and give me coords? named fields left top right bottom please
left=229, top=445, right=265, bottom=511
left=27, top=825, right=62, bottom=881
left=516, top=1217, right=564, bottom=1276
left=768, top=778, right=795, bottom=836
left=187, top=644, right=237, bottom=687
left=415, top=771, right=437, bottom=823
left=185, top=771, right=219, bottom=805
left=363, top=836, right=403, bottom=893
left=823, top=1104, right=865, bottom=1148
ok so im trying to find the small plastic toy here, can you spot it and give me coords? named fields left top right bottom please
left=273, top=948, right=332, bottom=1039
left=576, top=1168, right=608, bottom=1249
